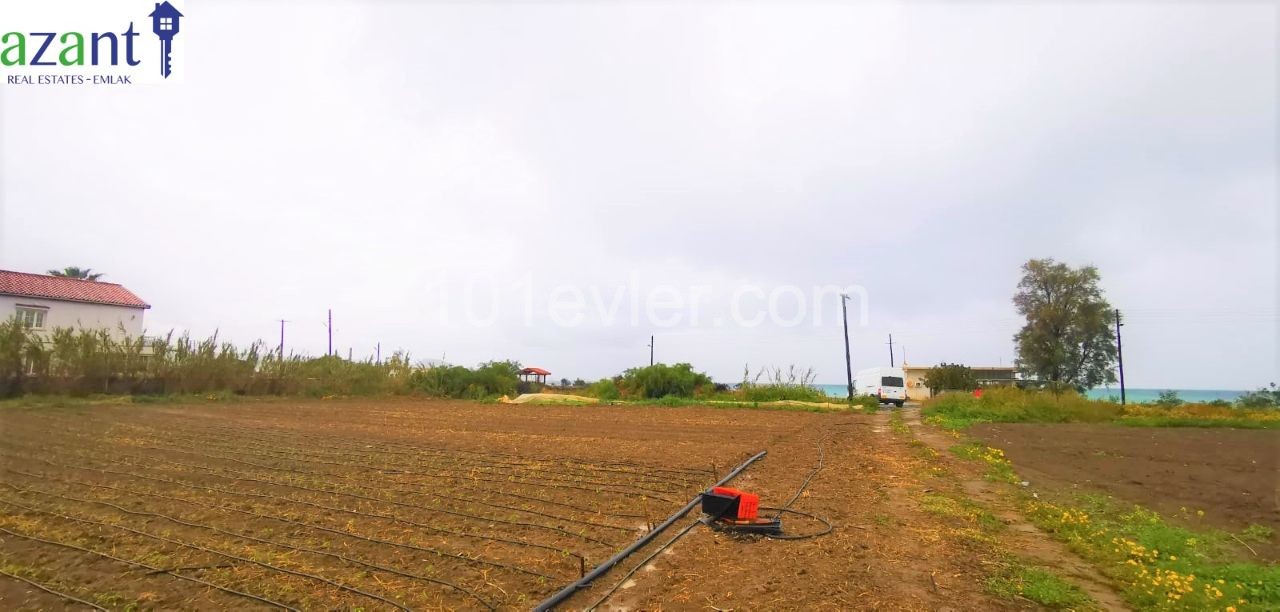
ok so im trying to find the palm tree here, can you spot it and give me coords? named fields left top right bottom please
left=47, top=266, right=104, bottom=281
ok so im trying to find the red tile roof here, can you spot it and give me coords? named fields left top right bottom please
left=520, top=367, right=551, bottom=376
left=0, top=270, right=150, bottom=308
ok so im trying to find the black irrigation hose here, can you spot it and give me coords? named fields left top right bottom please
left=588, top=431, right=843, bottom=610
left=584, top=508, right=831, bottom=611
left=0, top=526, right=300, bottom=611
left=0, top=450, right=619, bottom=548
left=4, top=467, right=585, bottom=572
left=0, top=568, right=108, bottom=611
left=533, top=450, right=768, bottom=612
left=583, top=519, right=702, bottom=612
left=0, top=496, right=417, bottom=611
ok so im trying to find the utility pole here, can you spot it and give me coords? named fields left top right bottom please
left=327, top=309, right=333, bottom=356
left=277, top=319, right=287, bottom=361
left=348, top=347, right=352, bottom=361
left=376, top=342, right=381, bottom=365
left=841, top=294, right=854, bottom=401
left=648, top=335, right=654, bottom=366
left=1115, top=309, right=1126, bottom=405
left=887, top=333, right=895, bottom=367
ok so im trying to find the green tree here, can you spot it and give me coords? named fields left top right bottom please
left=47, top=266, right=103, bottom=280
left=923, top=362, right=978, bottom=395
left=1013, top=259, right=1117, bottom=391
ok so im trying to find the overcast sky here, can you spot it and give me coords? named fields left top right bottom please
left=1, top=1, right=1276, bottom=389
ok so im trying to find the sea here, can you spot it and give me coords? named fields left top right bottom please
left=815, top=384, right=1247, bottom=404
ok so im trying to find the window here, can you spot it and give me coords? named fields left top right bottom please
left=881, top=376, right=904, bottom=387
left=15, top=306, right=47, bottom=329
left=160, top=17, right=173, bottom=30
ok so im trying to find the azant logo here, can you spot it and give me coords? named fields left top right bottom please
left=1, top=1, right=186, bottom=86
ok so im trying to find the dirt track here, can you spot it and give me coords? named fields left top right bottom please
left=0, top=399, right=1016, bottom=610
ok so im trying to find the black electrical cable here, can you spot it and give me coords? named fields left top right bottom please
left=770, top=428, right=835, bottom=520
left=757, top=506, right=833, bottom=540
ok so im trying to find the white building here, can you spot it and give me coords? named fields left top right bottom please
left=0, top=269, right=150, bottom=338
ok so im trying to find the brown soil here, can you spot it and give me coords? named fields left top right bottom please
left=968, top=423, right=1280, bottom=559
left=0, top=398, right=1023, bottom=610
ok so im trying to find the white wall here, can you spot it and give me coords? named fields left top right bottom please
left=1, top=295, right=146, bottom=338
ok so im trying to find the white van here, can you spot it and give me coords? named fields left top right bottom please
left=854, top=367, right=907, bottom=407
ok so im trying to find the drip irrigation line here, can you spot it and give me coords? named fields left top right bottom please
left=174, top=430, right=704, bottom=488
left=4, top=467, right=584, bottom=572
left=0, top=494, right=416, bottom=611
left=5, top=484, right=502, bottom=608
left=2, top=474, right=554, bottom=582
left=0, top=451, right=618, bottom=548
left=172, top=436, right=655, bottom=518
left=159, top=419, right=712, bottom=477
left=3, top=436, right=679, bottom=507
left=0, top=526, right=299, bottom=611
left=119, top=443, right=644, bottom=532
left=20, top=411, right=711, bottom=478
left=7, top=426, right=649, bottom=519
left=129, top=437, right=688, bottom=498
left=122, top=454, right=624, bottom=546
left=0, top=568, right=108, bottom=611
left=533, top=450, right=768, bottom=612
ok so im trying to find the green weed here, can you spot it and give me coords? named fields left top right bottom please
left=1025, top=493, right=1280, bottom=610
left=986, top=560, right=1094, bottom=609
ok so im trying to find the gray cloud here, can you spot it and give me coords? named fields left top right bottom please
left=1, top=1, right=1275, bottom=388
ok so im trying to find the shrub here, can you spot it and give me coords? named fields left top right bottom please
left=737, top=383, right=829, bottom=403
left=584, top=378, right=620, bottom=401
left=1237, top=383, right=1279, bottom=408
left=923, top=362, right=978, bottom=395
left=0, top=318, right=515, bottom=400
left=923, top=386, right=1280, bottom=429
left=1153, top=390, right=1184, bottom=407
left=849, top=395, right=881, bottom=410
left=616, top=363, right=713, bottom=399
left=923, top=387, right=1123, bottom=429
left=409, top=360, right=519, bottom=399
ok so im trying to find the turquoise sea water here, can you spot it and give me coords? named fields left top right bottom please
left=816, top=384, right=1245, bottom=404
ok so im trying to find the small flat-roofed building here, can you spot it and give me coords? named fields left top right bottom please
left=902, top=364, right=1018, bottom=401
